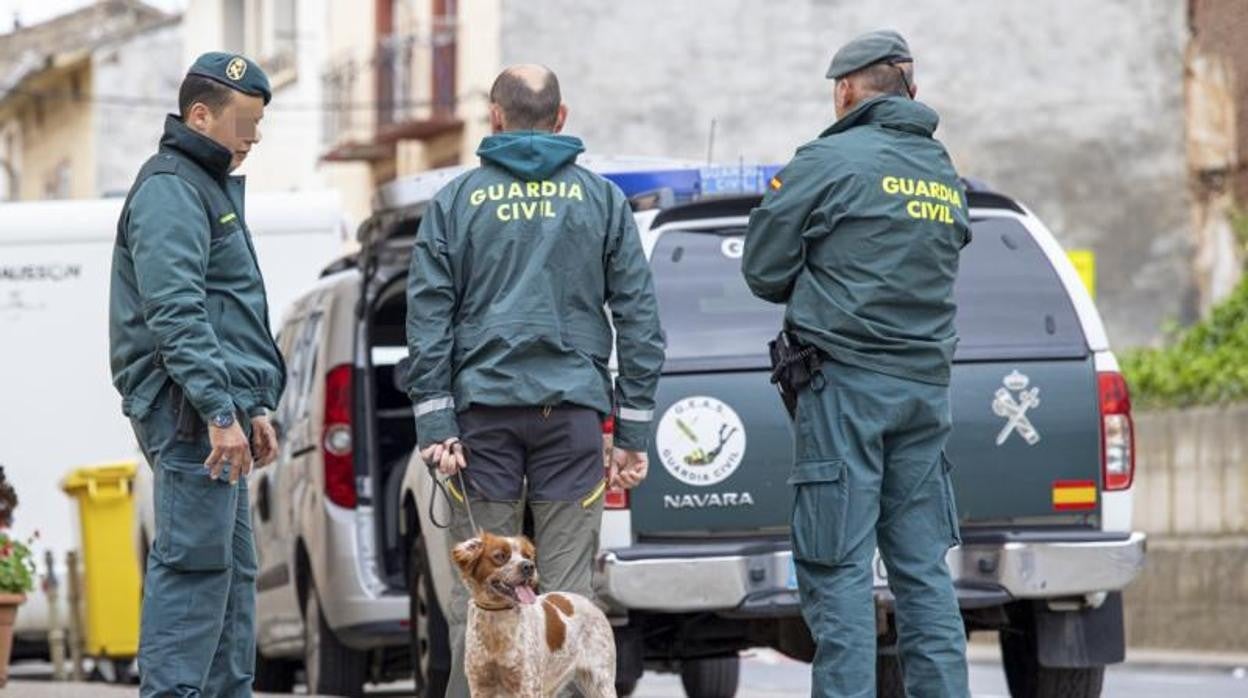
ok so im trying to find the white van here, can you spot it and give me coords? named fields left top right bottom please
left=0, top=192, right=350, bottom=655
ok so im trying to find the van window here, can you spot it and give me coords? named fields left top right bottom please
left=275, top=311, right=323, bottom=445
left=650, top=218, right=1087, bottom=371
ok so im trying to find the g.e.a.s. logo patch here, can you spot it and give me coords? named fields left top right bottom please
left=655, top=397, right=746, bottom=487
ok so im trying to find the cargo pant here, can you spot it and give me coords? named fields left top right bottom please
left=442, top=405, right=607, bottom=698
left=131, top=385, right=257, bottom=698
left=791, top=359, right=968, bottom=698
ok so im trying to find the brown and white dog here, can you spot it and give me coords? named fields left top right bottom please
left=452, top=532, right=617, bottom=698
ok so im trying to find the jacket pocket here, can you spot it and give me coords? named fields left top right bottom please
left=121, top=359, right=170, bottom=420
left=940, top=453, right=961, bottom=547
left=155, top=458, right=237, bottom=572
left=788, top=459, right=849, bottom=565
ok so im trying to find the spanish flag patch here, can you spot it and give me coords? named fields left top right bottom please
left=1052, top=480, right=1097, bottom=511
left=769, top=176, right=783, bottom=191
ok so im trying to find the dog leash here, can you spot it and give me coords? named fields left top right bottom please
left=456, top=467, right=480, bottom=534
left=426, top=442, right=479, bottom=534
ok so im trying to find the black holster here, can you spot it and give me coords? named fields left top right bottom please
left=170, top=384, right=204, bottom=443
left=768, top=329, right=824, bottom=420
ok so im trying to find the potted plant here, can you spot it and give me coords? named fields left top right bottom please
left=0, top=467, right=35, bottom=687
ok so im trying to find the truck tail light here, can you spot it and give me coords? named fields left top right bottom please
left=601, top=416, right=629, bottom=509
left=605, top=487, right=630, bottom=510
left=323, top=364, right=358, bottom=508
left=1098, top=371, right=1135, bottom=491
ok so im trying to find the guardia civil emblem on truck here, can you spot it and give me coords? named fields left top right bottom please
left=993, top=370, right=1041, bottom=446
left=656, top=396, right=746, bottom=486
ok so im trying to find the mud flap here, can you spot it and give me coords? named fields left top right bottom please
left=1036, top=591, right=1125, bottom=668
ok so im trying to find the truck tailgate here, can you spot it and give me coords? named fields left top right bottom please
left=947, top=357, right=1101, bottom=524
left=633, top=370, right=794, bottom=536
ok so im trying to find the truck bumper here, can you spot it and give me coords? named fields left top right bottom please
left=952, top=530, right=1148, bottom=599
left=596, top=531, right=1147, bottom=613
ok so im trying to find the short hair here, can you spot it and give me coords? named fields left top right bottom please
left=178, top=75, right=235, bottom=118
left=489, top=68, right=561, bottom=131
left=852, top=61, right=914, bottom=97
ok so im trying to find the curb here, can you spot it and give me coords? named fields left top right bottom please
left=967, top=640, right=1248, bottom=672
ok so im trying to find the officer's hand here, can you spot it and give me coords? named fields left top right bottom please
left=609, top=449, right=649, bottom=490
left=251, top=416, right=279, bottom=467
left=206, top=422, right=253, bottom=483
left=421, top=438, right=466, bottom=477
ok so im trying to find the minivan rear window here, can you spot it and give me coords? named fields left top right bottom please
left=650, top=217, right=1087, bottom=372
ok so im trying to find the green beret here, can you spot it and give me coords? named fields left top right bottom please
left=186, top=52, right=272, bottom=104
left=826, top=29, right=912, bottom=80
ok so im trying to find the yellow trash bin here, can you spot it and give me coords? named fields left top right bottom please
left=60, top=462, right=141, bottom=659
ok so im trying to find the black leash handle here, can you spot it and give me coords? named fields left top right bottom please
left=424, top=442, right=478, bottom=532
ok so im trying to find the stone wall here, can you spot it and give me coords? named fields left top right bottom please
left=1126, top=406, right=1248, bottom=651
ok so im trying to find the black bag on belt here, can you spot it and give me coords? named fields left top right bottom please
left=768, top=329, right=823, bottom=420
left=169, top=384, right=204, bottom=443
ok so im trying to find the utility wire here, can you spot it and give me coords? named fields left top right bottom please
left=0, top=85, right=489, bottom=113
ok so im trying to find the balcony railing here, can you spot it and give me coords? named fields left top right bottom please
left=321, top=18, right=459, bottom=159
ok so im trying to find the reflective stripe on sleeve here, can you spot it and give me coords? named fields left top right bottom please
left=414, top=396, right=455, bottom=417
left=618, top=407, right=654, bottom=422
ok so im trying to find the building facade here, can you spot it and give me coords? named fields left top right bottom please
left=0, top=0, right=180, bottom=201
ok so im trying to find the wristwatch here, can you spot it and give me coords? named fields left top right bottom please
left=211, top=412, right=236, bottom=429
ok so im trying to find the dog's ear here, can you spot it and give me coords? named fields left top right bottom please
left=452, top=537, right=484, bottom=573
left=519, top=536, right=536, bottom=561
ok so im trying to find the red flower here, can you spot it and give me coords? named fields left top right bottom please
left=1, top=542, right=11, bottom=557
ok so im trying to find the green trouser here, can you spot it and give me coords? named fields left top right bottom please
left=132, top=386, right=256, bottom=698
left=791, top=359, right=968, bottom=698
left=443, top=406, right=607, bottom=698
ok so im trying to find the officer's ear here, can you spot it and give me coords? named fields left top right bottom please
left=488, top=103, right=506, bottom=134
left=552, top=104, right=568, bottom=134
left=184, top=101, right=216, bottom=134
left=833, top=79, right=852, bottom=117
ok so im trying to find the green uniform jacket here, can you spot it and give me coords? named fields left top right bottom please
left=405, top=131, right=666, bottom=451
left=743, top=96, right=971, bottom=386
left=109, top=115, right=286, bottom=423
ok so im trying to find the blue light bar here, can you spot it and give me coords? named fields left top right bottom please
left=601, top=165, right=784, bottom=201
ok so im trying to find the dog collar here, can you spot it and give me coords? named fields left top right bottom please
left=473, top=600, right=516, bottom=612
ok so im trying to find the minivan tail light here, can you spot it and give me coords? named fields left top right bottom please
left=1098, top=371, right=1135, bottom=491
left=323, top=364, right=358, bottom=508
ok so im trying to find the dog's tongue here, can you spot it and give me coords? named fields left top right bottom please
left=516, top=585, right=538, bottom=605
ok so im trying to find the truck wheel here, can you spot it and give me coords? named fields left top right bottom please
left=1000, top=626, right=1105, bottom=698
left=407, top=528, right=450, bottom=697
left=876, top=651, right=906, bottom=698
left=773, top=616, right=816, bottom=663
left=303, top=584, right=368, bottom=697
left=253, top=651, right=297, bottom=693
left=680, top=655, right=740, bottom=698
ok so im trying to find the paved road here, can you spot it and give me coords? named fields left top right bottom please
left=11, top=652, right=1248, bottom=697
left=628, top=651, right=1248, bottom=697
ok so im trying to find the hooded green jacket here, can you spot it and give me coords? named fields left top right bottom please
left=743, top=96, right=970, bottom=386
left=405, top=132, right=666, bottom=450
left=109, top=115, right=285, bottom=424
